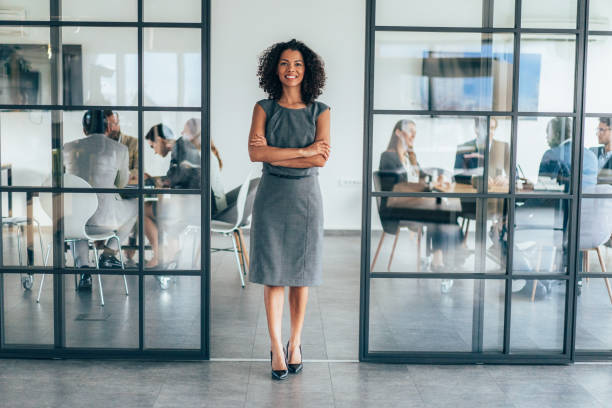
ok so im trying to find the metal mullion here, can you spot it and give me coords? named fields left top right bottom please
left=201, top=0, right=210, bottom=360
left=360, top=0, right=375, bottom=361
left=585, top=112, right=612, bottom=117
left=0, top=187, right=201, bottom=195
left=579, top=272, right=612, bottom=278
left=371, top=272, right=507, bottom=279
left=0, top=80, right=4, bottom=350
left=0, top=20, right=201, bottom=29
left=375, top=26, right=515, bottom=33
left=372, top=110, right=577, bottom=117
left=137, top=0, right=144, bottom=353
left=503, top=0, right=522, bottom=356
left=0, top=105, right=203, bottom=112
left=372, top=191, right=570, bottom=199
left=588, top=30, right=612, bottom=36
left=374, top=26, right=580, bottom=35
left=373, top=109, right=512, bottom=116
left=568, top=0, right=590, bottom=360
left=582, top=193, right=612, bottom=198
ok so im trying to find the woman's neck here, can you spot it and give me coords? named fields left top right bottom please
left=279, top=87, right=304, bottom=106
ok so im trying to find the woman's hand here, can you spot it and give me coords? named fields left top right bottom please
left=302, top=140, right=330, bottom=160
left=249, top=133, right=268, bottom=147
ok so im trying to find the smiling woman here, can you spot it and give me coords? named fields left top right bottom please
left=247, top=39, right=330, bottom=380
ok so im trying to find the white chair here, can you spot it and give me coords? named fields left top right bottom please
left=211, top=170, right=253, bottom=288
left=37, top=174, right=129, bottom=306
left=2, top=214, right=51, bottom=290
left=578, top=184, right=612, bottom=304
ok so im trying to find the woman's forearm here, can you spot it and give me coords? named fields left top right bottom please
left=270, top=155, right=327, bottom=168
left=248, top=145, right=306, bottom=163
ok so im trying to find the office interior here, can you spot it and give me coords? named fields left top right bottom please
left=0, top=0, right=611, bottom=363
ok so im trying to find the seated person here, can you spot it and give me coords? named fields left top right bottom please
left=379, top=119, right=463, bottom=279
left=380, top=119, right=424, bottom=183
left=454, top=117, right=510, bottom=186
left=181, top=118, right=228, bottom=218
left=63, top=110, right=138, bottom=289
left=590, top=117, right=612, bottom=180
left=144, top=124, right=201, bottom=268
left=538, top=117, right=598, bottom=191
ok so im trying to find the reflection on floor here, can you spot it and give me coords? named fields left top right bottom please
left=211, top=233, right=361, bottom=360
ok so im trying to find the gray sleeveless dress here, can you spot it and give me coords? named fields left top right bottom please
left=249, top=99, right=330, bottom=287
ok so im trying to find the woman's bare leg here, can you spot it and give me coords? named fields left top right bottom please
left=288, top=286, right=308, bottom=364
left=264, top=285, right=287, bottom=370
left=144, top=203, right=159, bottom=267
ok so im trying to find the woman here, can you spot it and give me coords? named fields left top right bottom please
left=380, top=119, right=422, bottom=183
left=248, top=39, right=330, bottom=380
left=144, top=124, right=201, bottom=268
left=379, top=120, right=462, bottom=290
left=181, top=118, right=228, bottom=218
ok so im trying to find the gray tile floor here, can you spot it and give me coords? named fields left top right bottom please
left=1, top=359, right=611, bottom=407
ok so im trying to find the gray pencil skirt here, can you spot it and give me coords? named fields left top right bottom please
left=248, top=172, right=324, bottom=287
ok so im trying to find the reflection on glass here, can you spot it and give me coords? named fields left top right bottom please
left=64, top=274, right=139, bottom=348
left=576, top=279, right=612, bottom=351
left=145, top=275, right=200, bottom=349
left=516, top=117, right=577, bottom=193
left=513, top=199, right=568, bottom=275
left=1, top=1, right=49, bottom=20
left=583, top=117, right=612, bottom=186
left=143, top=28, right=201, bottom=107
left=510, top=279, right=565, bottom=351
left=2, top=273, right=54, bottom=345
left=521, top=0, right=577, bottom=29
left=0, top=27, right=51, bottom=105
left=373, top=115, right=510, bottom=193
left=375, top=0, right=483, bottom=27
left=518, top=34, right=576, bottom=112
left=61, top=0, right=137, bottom=21
left=579, top=197, right=612, bottom=276
left=145, top=194, right=201, bottom=270
left=0, top=111, right=52, bottom=187
left=61, top=27, right=138, bottom=106
left=144, top=0, right=201, bottom=22
left=589, top=0, right=612, bottom=30
left=2, top=192, right=53, bottom=268
left=374, top=32, right=514, bottom=111
left=370, top=197, right=477, bottom=275
left=586, top=36, right=612, bottom=113
left=369, top=279, right=504, bottom=352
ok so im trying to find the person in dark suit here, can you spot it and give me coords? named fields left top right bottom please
left=454, top=117, right=510, bottom=180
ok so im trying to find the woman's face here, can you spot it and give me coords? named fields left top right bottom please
left=148, top=136, right=168, bottom=157
left=396, top=123, right=416, bottom=148
left=277, top=49, right=305, bottom=88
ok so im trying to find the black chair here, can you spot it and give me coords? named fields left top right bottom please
left=371, top=170, right=423, bottom=272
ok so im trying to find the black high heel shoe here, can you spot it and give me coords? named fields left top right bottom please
left=286, top=341, right=303, bottom=374
left=270, top=348, right=288, bottom=380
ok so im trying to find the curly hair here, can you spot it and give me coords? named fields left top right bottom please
left=257, top=39, right=326, bottom=105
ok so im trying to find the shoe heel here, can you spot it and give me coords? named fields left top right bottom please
left=270, top=350, right=288, bottom=380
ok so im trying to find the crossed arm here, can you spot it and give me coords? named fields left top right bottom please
left=247, top=103, right=331, bottom=168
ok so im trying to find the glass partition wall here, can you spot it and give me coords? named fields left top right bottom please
left=0, top=0, right=209, bottom=358
left=362, top=0, right=612, bottom=363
